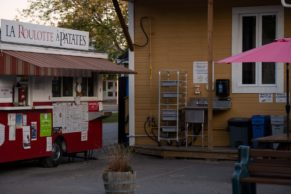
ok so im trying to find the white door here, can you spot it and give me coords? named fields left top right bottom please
left=104, top=80, right=117, bottom=100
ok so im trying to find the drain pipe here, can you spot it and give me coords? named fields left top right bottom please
left=281, top=0, right=291, bottom=7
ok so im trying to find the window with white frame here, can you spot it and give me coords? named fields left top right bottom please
left=52, top=76, right=96, bottom=97
left=232, top=6, right=284, bottom=93
left=81, top=77, right=95, bottom=97
left=52, top=77, right=73, bottom=97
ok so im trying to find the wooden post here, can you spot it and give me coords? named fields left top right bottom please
left=207, top=0, right=214, bottom=149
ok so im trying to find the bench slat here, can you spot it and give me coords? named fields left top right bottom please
left=249, top=163, right=291, bottom=171
left=241, top=177, right=291, bottom=185
left=250, top=149, right=291, bottom=158
left=252, top=159, right=291, bottom=166
left=249, top=163, right=291, bottom=178
left=249, top=172, right=291, bottom=179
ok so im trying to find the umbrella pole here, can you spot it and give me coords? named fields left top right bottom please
left=286, top=63, right=290, bottom=138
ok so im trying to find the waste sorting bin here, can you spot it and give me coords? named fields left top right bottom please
left=271, top=115, right=286, bottom=149
left=228, top=118, right=251, bottom=148
left=251, top=115, right=270, bottom=148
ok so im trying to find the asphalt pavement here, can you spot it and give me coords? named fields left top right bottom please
left=0, top=121, right=290, bottom=194
left=0, top=150, right=291, bottom=194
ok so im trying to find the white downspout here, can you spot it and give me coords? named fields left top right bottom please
left=128, top=1, right=135, bottom=146
left=281, top=0, right=291, bottom=7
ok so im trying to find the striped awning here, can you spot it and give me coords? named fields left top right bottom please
left=0, top=50, right=134, bottom=76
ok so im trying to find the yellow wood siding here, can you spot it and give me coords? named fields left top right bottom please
left=133, top=0, right=290, bottom=146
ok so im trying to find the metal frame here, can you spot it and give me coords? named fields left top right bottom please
left=158, top=69, right=187, bottom=144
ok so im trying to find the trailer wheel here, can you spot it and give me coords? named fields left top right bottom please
left=41, top=140, right=63, bottom=167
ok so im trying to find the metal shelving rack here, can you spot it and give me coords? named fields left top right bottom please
left=158, top=69, right=187, bottom=144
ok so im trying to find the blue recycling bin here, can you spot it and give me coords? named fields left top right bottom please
left=251, top=115, right=270, bottom=148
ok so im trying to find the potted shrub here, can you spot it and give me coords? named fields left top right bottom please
left=102, top=144, right=135, bottom=194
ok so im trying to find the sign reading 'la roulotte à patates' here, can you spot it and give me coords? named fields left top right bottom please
left=1, top=19, right=89, bottom=50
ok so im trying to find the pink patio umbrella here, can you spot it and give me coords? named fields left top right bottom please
left=218, top=38, right=291, bottom=137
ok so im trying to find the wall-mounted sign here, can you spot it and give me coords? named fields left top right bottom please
left=1, top=19, right=89, bottom=50
left=193, top=61, right=215, bottom=84
left=193, top=61, right=208, bottom=83
left=275, top=93, right=287, bottom=103
left=88, top=102, right=99, bottom=112
left=0, top=88, right=12, bottom=98
left=259, top=93, right=273, bottom=103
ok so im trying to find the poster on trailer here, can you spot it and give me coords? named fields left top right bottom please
left=22, top=126, right=31, bottom=149
left=31, top=122, right=37, bottom=141
left=0, top=124, right=4, bottom=146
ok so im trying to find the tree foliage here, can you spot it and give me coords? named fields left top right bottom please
left=19, top=0, right=128, bottom=59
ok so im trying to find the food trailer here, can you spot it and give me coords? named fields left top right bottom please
left=0, top=19, right=133, bottom=167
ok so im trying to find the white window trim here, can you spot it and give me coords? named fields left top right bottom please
left=51, top=96, right=99, bottom=102
left=232, top=6, right=284, bottom=93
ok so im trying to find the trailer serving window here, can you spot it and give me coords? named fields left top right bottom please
left=52, top=77, right=73, bottom=97
left=81, top=77, right=94, bottom=97
left=52, top=76, right=97, bottom=98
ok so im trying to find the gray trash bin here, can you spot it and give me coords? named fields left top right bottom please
left=228, top=118, right=251, bottom=148
left=271, top=115, right=286, bottom=149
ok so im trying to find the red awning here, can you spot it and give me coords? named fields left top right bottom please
left=0, top=50, right=134, bottom=76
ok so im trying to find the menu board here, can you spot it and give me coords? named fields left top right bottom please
left=53, top=102, right=88, bottom=133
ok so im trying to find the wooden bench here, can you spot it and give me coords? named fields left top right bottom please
left=232, top=145, right=291, bottom=194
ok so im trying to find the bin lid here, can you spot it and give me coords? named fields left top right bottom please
left=271, top=115, right=286, bottom=124
left=228, top=118, right=251, bottom=127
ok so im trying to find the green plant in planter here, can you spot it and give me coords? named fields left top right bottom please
left=102, top=144, right=135, bottom=194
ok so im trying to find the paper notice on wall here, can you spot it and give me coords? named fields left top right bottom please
left=8, top=113, right=16, bottom=126
left=259, top=93, right=273, bottom=103
left=53, top=102, right=88, bottom=133
left=46, top=137, right=52, bottom=152
left=53, top=103, right=62, bottom=128
left=0, top=88, right=12, bottom=98
left=9, top=125, right=16, bottom=141
left=0, top=124, right=5, bottom=146
left=22, top=126, right=31, bottom=149
left=81, top=130, right=88, bottom=141
left=31, top=122, right=37, bottom=141
left=275, top=93, right=287, bottom=103
left=193, top=61, right=208, bottom=83
left=22, top=114, right=27, bottom=126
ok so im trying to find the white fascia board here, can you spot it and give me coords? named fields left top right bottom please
left=0, top=42, right=108, bottom=59
left=128, top=1, right=135, bottom=146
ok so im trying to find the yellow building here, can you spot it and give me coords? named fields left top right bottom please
left=125, top=0, right=291, bottom=149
